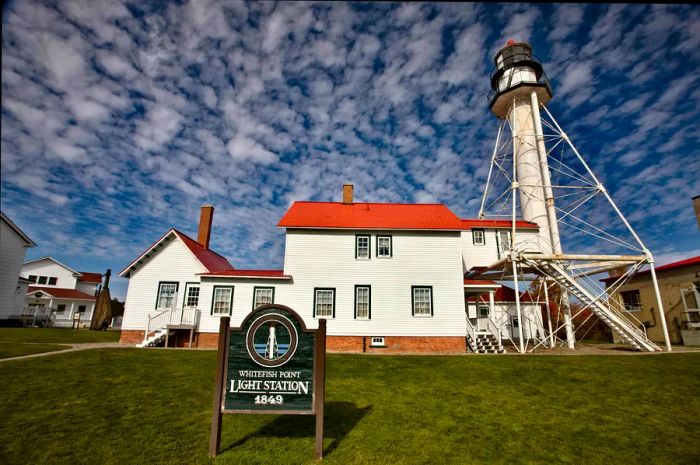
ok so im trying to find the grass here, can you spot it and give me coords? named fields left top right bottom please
left=0, top=327, right=121, bottom=344
left=1, top=350, right=699, bottom=465
left=0, top=342, right=69, bottom=359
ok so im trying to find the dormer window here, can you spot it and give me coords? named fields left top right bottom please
left=472, top=229, right=485, bottom=245
left=356, top=235, right=370, bottom=259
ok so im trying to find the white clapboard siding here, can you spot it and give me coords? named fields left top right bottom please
left=0, top=221, right=30, bottom=318
left=460, top=229, right=541, bottom=270
left=121, top=238, right=207, bottom=331
left=21, top=259, right=79, bottom=289
left=466, top=301, right=545, bottom=339
left=197, top=279, right=293, bottom=332
left=75, top=281, right=99, bottom=295
left=265, top=229, right=467, bottom=337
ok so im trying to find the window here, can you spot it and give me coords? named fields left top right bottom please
left=355, top=285, right=371, bottom=319
left=28, top=275, right=37, bottom=283
left=512, top=316, right=520, bottom=328
left=412, top=286, right=433, bottom=317
left=156, top=282, right=178, bottom=309
left=183, top=283, right=200, bottom=308
left=314, top=288, right=335, bottom=318
left=496, top=230, right=511, bottom=259
left=472, top=229, right=485, bottom=245
left=38, top=276, right=48, bottom=285
left=48, top=277, right=58, bottom=285
left=370, top=337, right=385, bottom=347
left=77, top=305, right=87, bottom=313
left=478, top=305, right=489, bottom=318
left=56, top=304, right=66, bottom=314
left=253, top=287, right=274, bottom=309
left=620, top=290, right=642, bottom=312
left=377, top=235, right=392, bottom=258
left=211, top=286, right=234, bottom=315
left=356, top=235, right=370, bottom=259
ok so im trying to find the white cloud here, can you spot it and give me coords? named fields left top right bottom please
left=226, top=135, right=279, bottom=165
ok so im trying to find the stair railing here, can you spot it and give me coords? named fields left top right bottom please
left=487, top=316, right=502, bottom=348
left=144, top=308, right=201, bottom=341
left=144, top=308, right=172, bottom=340
left=465, top=316, right=476, bottom=351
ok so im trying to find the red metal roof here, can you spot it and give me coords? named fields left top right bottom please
left=172, top=230, right=234, bottom=273
left=77, top=272, right=102, bottom=284
left=600, top=255, right=700, bottom=283
left=199, top=269, right=290, bottom=279
left=27, top=286, right=96, bottom=301
left=460, top=219, right=539, bottom=230
left=119, top=229, right=234, bottom=277
left=464, top=279, right=499, bottom=285
left=278, top=202, right=466, bottom=230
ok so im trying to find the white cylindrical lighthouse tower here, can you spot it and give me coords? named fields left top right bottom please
left=488, top=40, right=575, bottom=348
left=488, top=40, right=561, bottom=255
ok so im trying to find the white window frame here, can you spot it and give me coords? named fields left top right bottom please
left=355, top=285, right=371, bottom=320
left=496, top=230, right=511, bottom=259
left=412, top=286, right=433, bottom=317
left=620, top=289, right=642, bottom=312
left=314, top=288, right=335, bottom=318
left=472, top=229, right=485, bottom=246
left=370, top=337, right=385, bottom=347
left=356, top=235, right=370, bottom=259
left=211, top=286, right=234, bottom=315
left=156, top=282, right=178, bottom=310
left=478, top=305, right=490, bottom=318
left=377, top=235, right=392, bottom=258
left=183, top=283, right=200, bottom=308
left=253, top=287, right=274, bottom=309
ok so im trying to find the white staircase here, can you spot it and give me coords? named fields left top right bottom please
left=468, top=333, right=505, bottom=354
left=523, top=257, right=661, bottom=352
left=137, top=328, right=169, bottom=347
left=137, top=308, right=200, bottom=348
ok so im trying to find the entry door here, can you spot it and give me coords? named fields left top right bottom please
left=477, top=305, right=490, bottom=331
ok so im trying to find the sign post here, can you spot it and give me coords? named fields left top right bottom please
left=209, top=305, right=327, bottom=459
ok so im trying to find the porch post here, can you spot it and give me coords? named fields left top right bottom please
left=488, top=290, right=498, bottom=342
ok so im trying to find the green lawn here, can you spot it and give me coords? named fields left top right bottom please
left=0, top=342, right=69, bottom=359
left=1, top=350, right=698, bottom=465
left=0, top=327, right=121, bottom=344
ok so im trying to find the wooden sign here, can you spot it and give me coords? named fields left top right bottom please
left=209, top=305, right=327, bottom=459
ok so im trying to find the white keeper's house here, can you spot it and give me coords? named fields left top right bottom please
left=0, top=211, right=36, bottom=319
left=19, top=257, right=102, bottom=328
left=119, top=185, right=545, bottom=353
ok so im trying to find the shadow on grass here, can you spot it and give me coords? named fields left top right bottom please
left=222, top=401, right=371, bottom=456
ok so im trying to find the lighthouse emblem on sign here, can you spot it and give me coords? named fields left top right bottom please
left=246, top=313, right=298, bottom=367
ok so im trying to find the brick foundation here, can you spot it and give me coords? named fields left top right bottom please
left=121, top=330, right=466, bottom=354
left=119, top=329, right=143, bottom=345
left=119, top=329, right=219, bottom=348
left=327, top=335, right=466, bottom=354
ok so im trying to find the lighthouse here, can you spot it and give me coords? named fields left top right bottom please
left=476, top=40, right=672, bottom=353
left=487, top=40, right=575, bottom=348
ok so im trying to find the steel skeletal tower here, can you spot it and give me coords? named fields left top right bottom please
left=474, top=40, right=672, bottom=352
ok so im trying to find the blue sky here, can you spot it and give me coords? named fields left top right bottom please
left=1, top=2, right=699, bottom=300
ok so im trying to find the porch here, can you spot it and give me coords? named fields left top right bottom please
left=138, top=308, right=200, bottom=348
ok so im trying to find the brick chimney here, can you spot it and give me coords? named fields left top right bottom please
left=342, top=184, right=354, bottom=204
left=198, top=205, right=214, bottom=249
left=694, top=195, right=700, bottom=229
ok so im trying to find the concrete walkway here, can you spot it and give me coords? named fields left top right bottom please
left=0, top=342, right=128, bottom=362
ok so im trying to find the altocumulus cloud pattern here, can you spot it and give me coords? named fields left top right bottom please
left=1, top=2, right=699, bottom=298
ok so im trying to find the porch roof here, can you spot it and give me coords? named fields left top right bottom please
left=27, top=286, right=96, bottom=301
